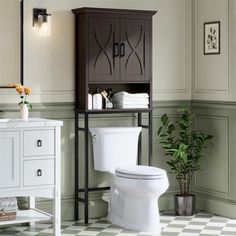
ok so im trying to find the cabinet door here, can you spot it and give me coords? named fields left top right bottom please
left=88, top=17, right=119, bottom=82
left=0, top=131, right=19, bottom=188
left=120, top=19, right=150, bottom=82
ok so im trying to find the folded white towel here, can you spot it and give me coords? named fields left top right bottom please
left=0, top=197, right=18, bottom=213
left=114, top=104, right=149, bottom=109
left=0, top=206, right=18, bottom=213
left=113, top=97, right=149, bottom=103
left=0, top=198, right=17, bottom=208
left=113, top=92, right=149, bottom=99
left=114, top=100, right=149, bottom=105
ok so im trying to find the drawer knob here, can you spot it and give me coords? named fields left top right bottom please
left=37, top=139, right=42, bottom=147
left=37, top=169, right=42, bottom=177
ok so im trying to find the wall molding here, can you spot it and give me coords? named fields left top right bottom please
left=194, top=115, right=229, bottom=197
left=194, top=0, right=230, bottom=94
left=0, top=90, right=75, bottom=104
left=192, top=99, right=236, bottom=110
left=156, top=0, right=191, bottom=95
left=2, top=99, right=236, bottom=111
left=196, top=194, right=236, bottom=218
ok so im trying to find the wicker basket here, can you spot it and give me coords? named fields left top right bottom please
left=0, top=212, right=16, bottom=221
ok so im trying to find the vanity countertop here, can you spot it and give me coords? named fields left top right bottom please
left=0, top=118, right=63, bottom=128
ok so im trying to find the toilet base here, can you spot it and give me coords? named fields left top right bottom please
left=108, top=212, right=161, bottom=234
left=108, top=185, right=162, bottom=234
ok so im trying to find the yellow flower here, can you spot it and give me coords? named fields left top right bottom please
left=24, top=87, right=31, bottom=95
left=16, top=86, right=24, bottom=94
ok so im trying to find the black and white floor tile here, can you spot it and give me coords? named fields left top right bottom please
left=0, top=212, right=235, bottom=236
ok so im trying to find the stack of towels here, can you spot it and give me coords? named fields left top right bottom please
left=0, top=197, right=18, bottom=216
left=113, top=91, right=149, bottom=109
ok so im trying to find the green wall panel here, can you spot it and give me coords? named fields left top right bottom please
left=195, top=115, right=229, bottom=197
left=1, top=100, right=236, bottom=219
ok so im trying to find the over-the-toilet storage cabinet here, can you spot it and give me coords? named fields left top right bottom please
left=0, top=118, right=62, bottom=236
left=72, top=7, right=156, bottom=111
left=72, top=7, right=156, bottom=223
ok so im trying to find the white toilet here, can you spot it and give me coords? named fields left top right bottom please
left=90, top=127, right=169, bottom=234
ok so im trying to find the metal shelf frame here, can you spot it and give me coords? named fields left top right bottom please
left=74, top=109, right=153, bottom=224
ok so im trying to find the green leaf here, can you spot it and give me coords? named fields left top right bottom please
left=157, top=126, right=163, bottom=136
left=167, top=124, right=175, bottom=134
left=161, top=114, right=169, bottom=126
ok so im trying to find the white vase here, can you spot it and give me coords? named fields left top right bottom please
left=20, top=104, right=29, bottom=120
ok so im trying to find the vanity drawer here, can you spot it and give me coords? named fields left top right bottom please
left=23, top=159, right=54, bottom=187
left=23, top=130, right=54, bottom=157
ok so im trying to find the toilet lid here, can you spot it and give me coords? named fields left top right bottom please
left=115, top=165, right=166, bottom=180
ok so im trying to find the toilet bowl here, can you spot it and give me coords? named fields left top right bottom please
left=90, top=127, right=169, bottom=233
left=109, top=165, right=169, bottom=233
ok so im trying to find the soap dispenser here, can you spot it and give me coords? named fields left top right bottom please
left=92, top=87, right=102, bottom=109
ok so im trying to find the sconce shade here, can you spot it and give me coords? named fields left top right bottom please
left=33, top=8, right=51, bottom=37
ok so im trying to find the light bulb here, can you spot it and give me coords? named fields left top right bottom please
left=38, top=14, right=51, bottom=37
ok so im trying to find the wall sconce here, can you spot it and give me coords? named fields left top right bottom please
left=33, top=8, right=51, bottom=37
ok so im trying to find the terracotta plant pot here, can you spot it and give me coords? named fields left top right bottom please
left=175, top=194, right=196, bottom=216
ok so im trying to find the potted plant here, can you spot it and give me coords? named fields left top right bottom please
left=157, top=106, right=213, bottom=216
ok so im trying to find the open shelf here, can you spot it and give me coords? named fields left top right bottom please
left=76, top=108, right=152, bottom=114
left=0, top=209, right=52, bottom=226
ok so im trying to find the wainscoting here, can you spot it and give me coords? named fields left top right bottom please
left=192, top=101, right=236, bottom=218
left=1, top=100, right=236, bottom=220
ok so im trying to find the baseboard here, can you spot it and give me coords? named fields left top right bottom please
left=196, top=195, right=236, bottom=218
left=159, top=194, right=175, bottom=211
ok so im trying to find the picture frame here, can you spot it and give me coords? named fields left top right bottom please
left=204, top=21, right=220, bottom=55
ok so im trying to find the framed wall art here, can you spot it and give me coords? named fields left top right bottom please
left=204, top=21, right=220, bottom=55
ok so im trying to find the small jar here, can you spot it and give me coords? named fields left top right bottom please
left=88, top=93, right=92, bottom=110
left=92, top=88, right=102, bottom=109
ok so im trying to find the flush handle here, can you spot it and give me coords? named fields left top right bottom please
left=37, top=139, right=42, bottom=147
left=92, top=134, right=98, bottom=143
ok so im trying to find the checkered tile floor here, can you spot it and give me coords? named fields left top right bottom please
left=0, top=212, right=235, bottom=235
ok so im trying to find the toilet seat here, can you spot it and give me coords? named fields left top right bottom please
left=115, top=165, right=166, bottom=180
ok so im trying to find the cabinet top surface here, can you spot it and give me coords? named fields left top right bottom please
left=0, top=118, right=63, bottom=129
left=72, top=7, right=157, bottom=16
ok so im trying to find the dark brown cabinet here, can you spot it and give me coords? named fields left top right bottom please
left=72, top=7, right=156, bottom=111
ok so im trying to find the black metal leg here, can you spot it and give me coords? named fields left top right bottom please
left=74, top=111, right=79, bottom=220
left=148, top=111, right=153, bottom=165
left=84, top=114, right=89, bottom=224
left=138, top=113, right=142, bottom=165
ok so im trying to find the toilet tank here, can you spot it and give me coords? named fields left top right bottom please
left=89, top=127, right=142, bottom=173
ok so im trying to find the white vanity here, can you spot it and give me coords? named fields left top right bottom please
left=0, top=118, right=62, bottom=235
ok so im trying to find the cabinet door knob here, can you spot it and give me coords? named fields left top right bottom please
left=37, top=169, right=42, bottom=177
left=120, top=43, right=125, bottom=57
left=113, top=43, right=119, bottom=57
left=37, top=139, right=42, bottom=147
